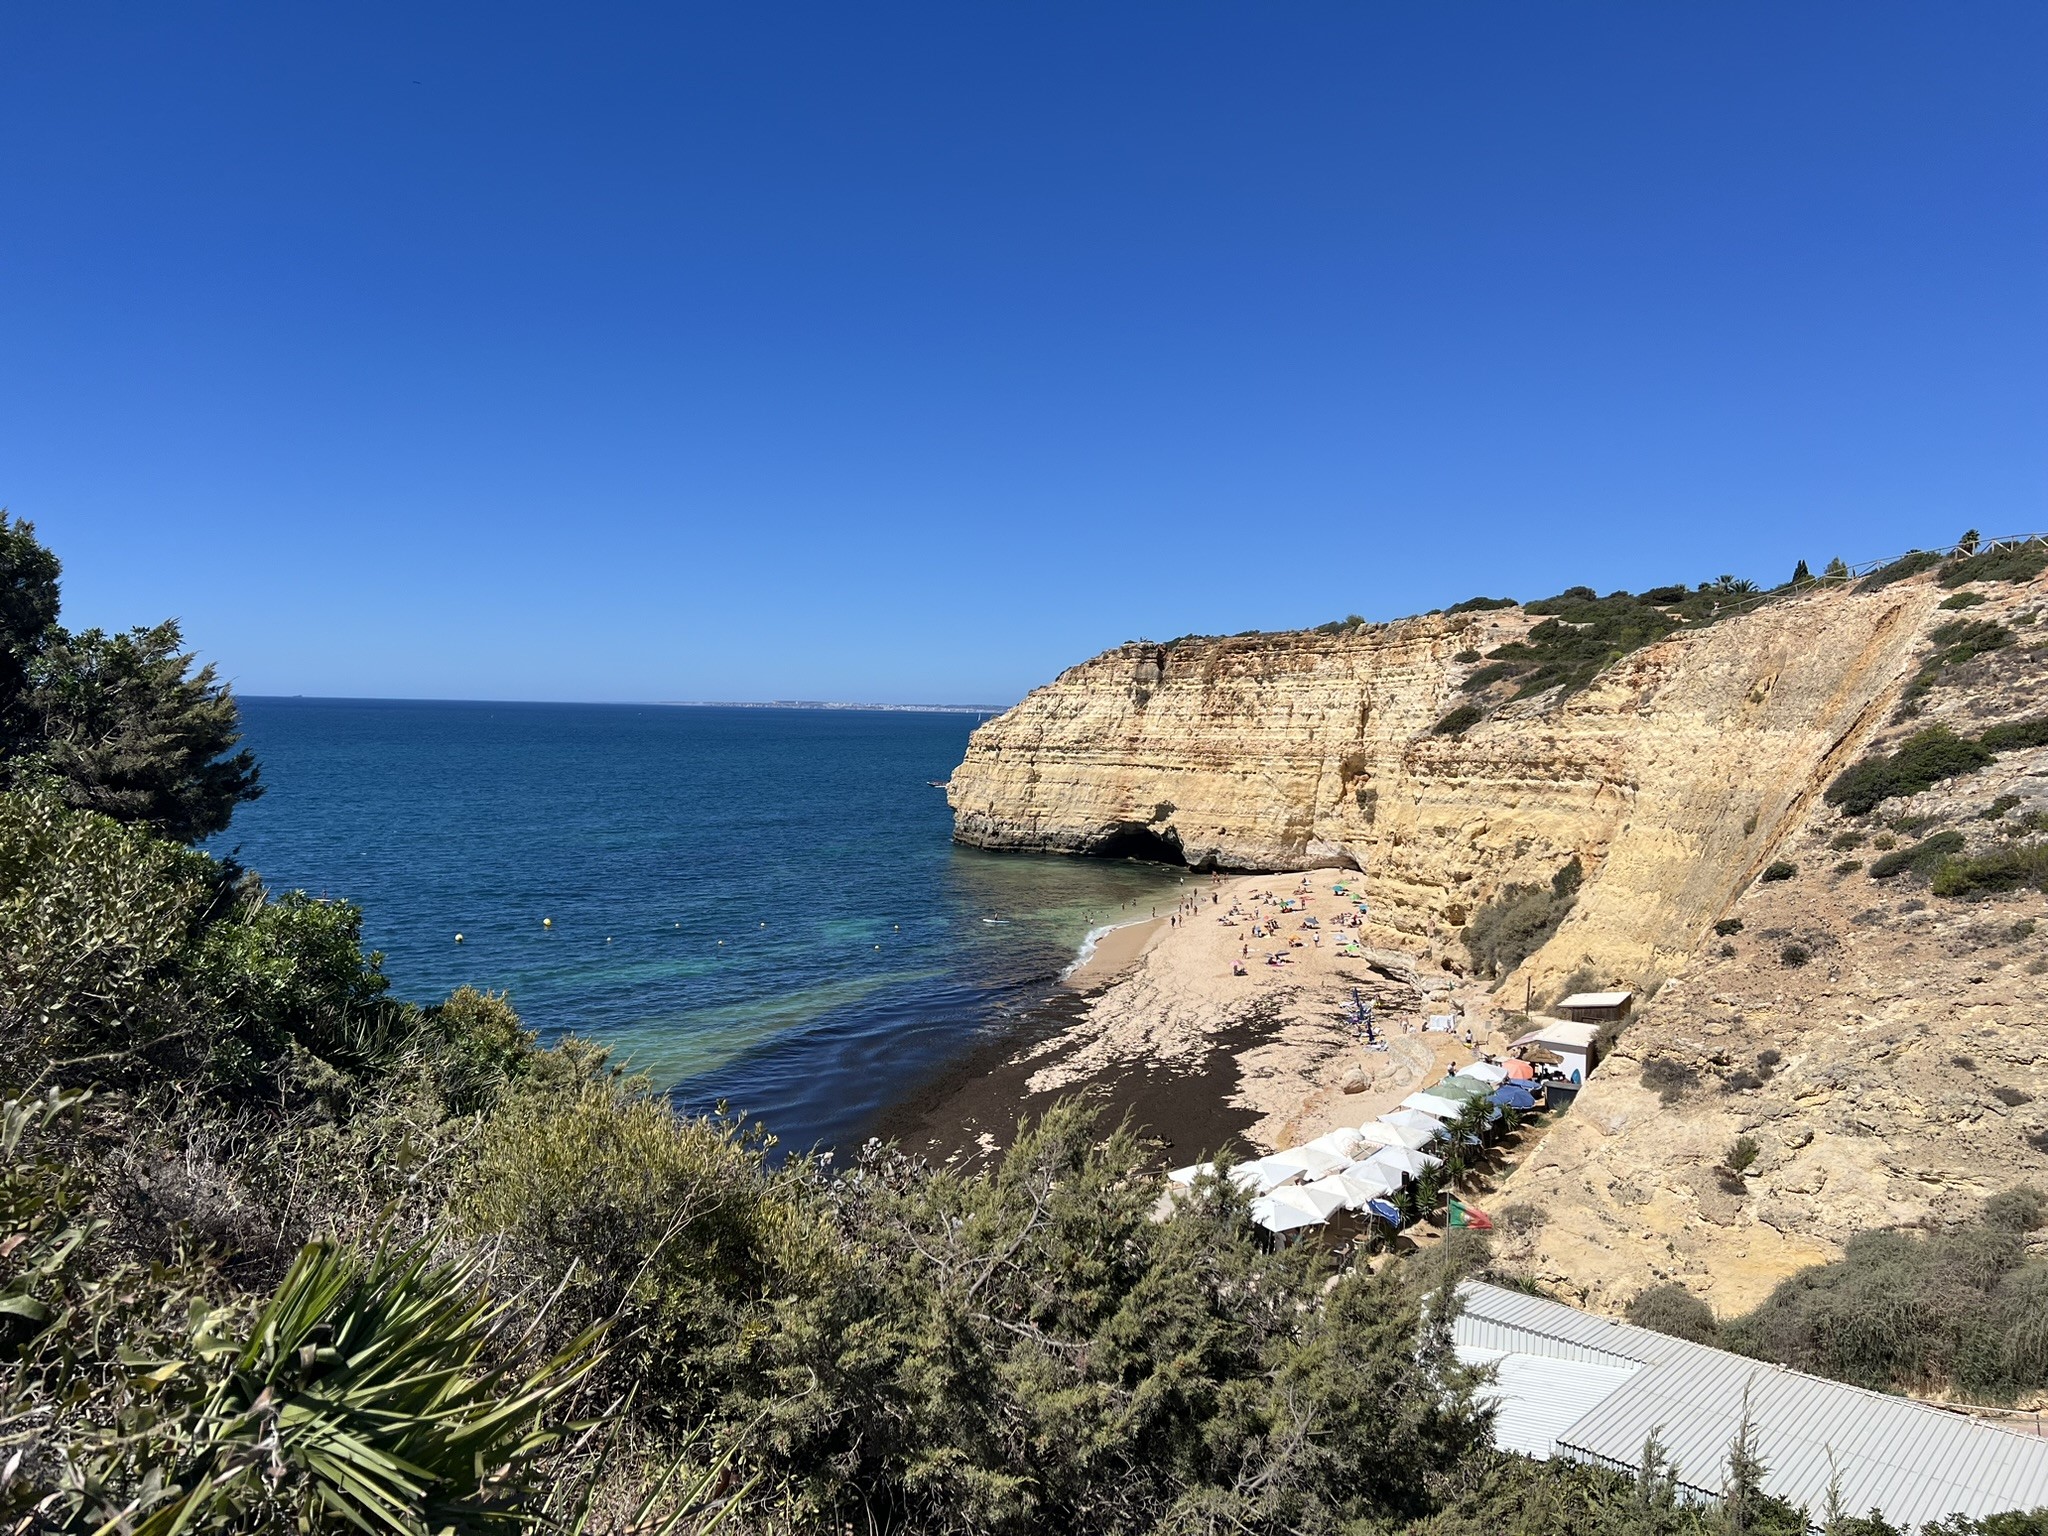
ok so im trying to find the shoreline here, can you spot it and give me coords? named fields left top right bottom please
left=1060, top=915, right=1167, bottom=991
left=871, top=868, right=1520, bottom=1169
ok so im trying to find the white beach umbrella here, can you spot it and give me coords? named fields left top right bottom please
left=1305, top=1127, right=1369, bottom=1160
left=1249, top=1193, right=1327, bottom=1234
left=1322, top=1165, right=1399, bottom=1204
left=1335, top=1163, right=1400, bottom=1204
left=1378, top=1108, right=1442, bottom=1136
left=1359, top=1118, right=1437, bottom=1151
left=1461, top=1061, right=1508, bottom=1085
left=1401, top=1091, right=1465, bottom=1120
left=1271, top=1145, right=1349, bottom=1179
left=1228, top=1157, right=1305, bottom=1195
left=1274, top=1181, right=1347, bottom=1221
left=1365, top=1145, right=1440, bottom=1180
left=1167, top=1162, right=1215, bottom=1186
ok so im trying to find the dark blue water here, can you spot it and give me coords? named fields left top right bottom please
left=214, top=700, right=1182, bottom=1150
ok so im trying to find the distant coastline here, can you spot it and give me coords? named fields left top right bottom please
left=659, top=699, right=1009, bottom=714
left=242, top=695, right=1011, bottom=715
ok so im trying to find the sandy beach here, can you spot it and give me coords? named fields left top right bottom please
left=879, top=868, right=1524, bottom=1166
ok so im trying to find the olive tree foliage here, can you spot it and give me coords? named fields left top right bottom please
left=0, top=513, right=259, bottom=842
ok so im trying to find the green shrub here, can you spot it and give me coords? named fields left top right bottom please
left=1941, top=541, right=2048, bottom=588
left=1869, top=830, right=1965, bottom=881
left=1626, top=1282, right=1719, bottom=1345
left=1723, top=1136, right=1760, bottom=1175
left=1826, top=726, right=1995, bottom=815
left=1931, top=841, right=2048, bottom=900
left=1780, top=943, right=1810, bottom=967
left=1983, top=794, right=2023, bottom=820
left=1984, top=1186, right=2047, bottom=1233
left=1722, top=1188, right=2048, bottom=1399
left=1640, top=1056, right=1698, bottom=1105
left=1459, top=660, right=1523, bottom=693
left=1940, top=590, right=1987, bottom=610
left=1834, top=859, right=1863, bottom=875
left=1452, top=648, right=1481, bottom=663
left=1981, top=715, right=2048, bottom=753
left=1713, top=917, right=1744, bottom=936
left=1433, top=703, right=1484, bottom=736
left=1475, top=589, right=1681, bottom=698
left=1903, top=619, right=2014, bottom=704
left=1461, top=858, right=1583, bottom=979
left=1830, top=829, right=1866, bottom=850
left=1855, top=549, right=1942, bottom=591
left=1759, top=860, right=1796, bottom=883
left=1446, top=595, right=1517, bottom=613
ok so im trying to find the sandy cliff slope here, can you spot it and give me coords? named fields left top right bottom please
left=950, top=570, right=2048, bottom=1313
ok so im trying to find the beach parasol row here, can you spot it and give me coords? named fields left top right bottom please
left=1168, top=1057, right=1540, bottom=1237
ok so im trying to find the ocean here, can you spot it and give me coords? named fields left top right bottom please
left=214, top=699, right=1183, bottom=1151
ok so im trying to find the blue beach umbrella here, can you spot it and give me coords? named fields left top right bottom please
left=1491, top=1084, right=1537, bottom=1111
left=1365, top=1198, right=1403, bottom=1228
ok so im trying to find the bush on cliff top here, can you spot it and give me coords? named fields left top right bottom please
left=1459, top=577, right=1782, bottom=709
left=1941, top=540, right=2048, bottom=588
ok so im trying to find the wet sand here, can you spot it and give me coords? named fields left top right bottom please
left=1061, top=915, right=1166, bottom=990
left=874, top=869, right=1520, bottom=1169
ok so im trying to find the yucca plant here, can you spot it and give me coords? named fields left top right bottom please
left=58, top=1237, right=605, bottom=1535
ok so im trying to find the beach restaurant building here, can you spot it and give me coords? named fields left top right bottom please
left=1456, top=1281, right=2048, bottom=1531
left=1510, top=1017, right=1603, bottom=1084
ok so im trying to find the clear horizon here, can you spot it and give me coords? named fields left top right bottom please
left=6, top=4, right=2044, bottom=705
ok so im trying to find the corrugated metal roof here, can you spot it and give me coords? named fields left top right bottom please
left=1456, top=1283, right=2048, bottom=1530
left=1458, top=1345, right=1641, bottom=1460
left=1558, top=991, right=1633, bottom=1008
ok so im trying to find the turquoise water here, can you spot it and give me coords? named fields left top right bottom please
left=216, top=700, right=1182, bottom=1149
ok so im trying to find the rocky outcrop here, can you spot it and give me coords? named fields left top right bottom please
left=952, top=571, right=2048, bottom=1316
left=950, top=584, right=1939, bottom=996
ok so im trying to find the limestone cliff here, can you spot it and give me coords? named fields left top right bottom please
left=951, top=583, right=1938, bottom=996
left=951, top=571, right=2048, bottom=1316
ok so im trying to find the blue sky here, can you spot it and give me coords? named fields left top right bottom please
left=4, top=4, right=2043, bottom=705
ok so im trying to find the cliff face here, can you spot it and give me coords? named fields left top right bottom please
left=952, top=573, right=2048, bottom=1316
left=950, top=585, right=1939, bottom=995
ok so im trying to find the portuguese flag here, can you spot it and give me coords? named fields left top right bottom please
left=1446, top=1194, right=1494, bottom=1231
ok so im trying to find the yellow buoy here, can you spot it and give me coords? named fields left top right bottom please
left=454, top=933, right=464, bottom=943
left=542, top=917, right=553, bottom=928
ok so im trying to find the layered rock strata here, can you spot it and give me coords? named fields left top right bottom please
left=951, top=585, right=1939, bottom=996
left=953, top=573, right=2048, bottom=1315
